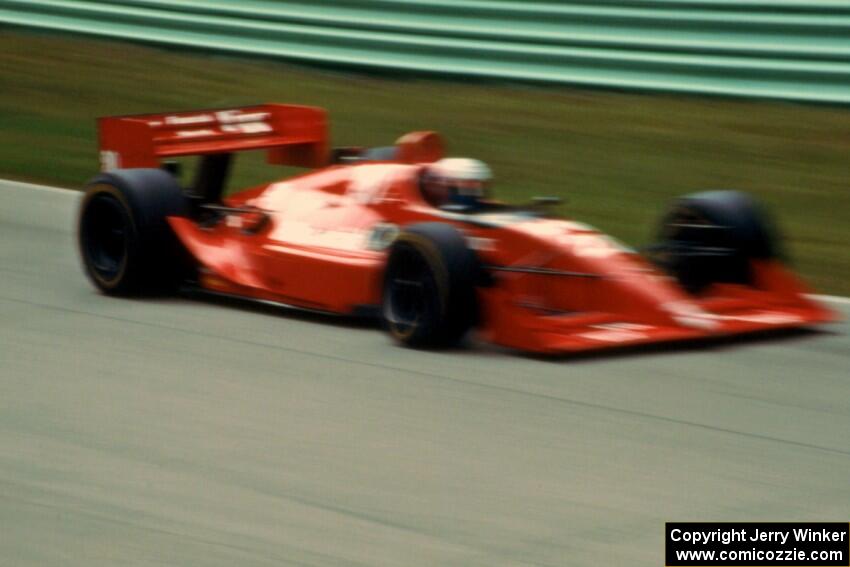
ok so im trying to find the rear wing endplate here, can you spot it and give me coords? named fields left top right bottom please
left=98, top=104, right=328, bottom=170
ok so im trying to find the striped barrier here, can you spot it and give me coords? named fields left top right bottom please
left=2, top=0, right=850, bottom=103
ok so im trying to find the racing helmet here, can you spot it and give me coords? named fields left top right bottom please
left=421, top=158, right=492, bottom=208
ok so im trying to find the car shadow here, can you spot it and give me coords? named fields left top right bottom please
left=180, top=287, right=379, bottom=330
left=523, top=326, right=839, bottom=364
left=179, top=287, right=840, bottom=363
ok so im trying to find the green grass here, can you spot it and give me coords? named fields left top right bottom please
left=1, top=30, right=849, bottom=295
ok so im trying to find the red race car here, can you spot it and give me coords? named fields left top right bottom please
left=78, top=103, right=835, bottom=354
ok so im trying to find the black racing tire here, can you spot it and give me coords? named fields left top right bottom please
left=78, top=168, right=190, bottom=295
left=382, top=223, right=478, bottom=348
left=654, top=190, right=781, bottom=293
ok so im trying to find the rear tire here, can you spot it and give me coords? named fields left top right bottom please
left=78, top=168, right=190, bottom=295
left=651, top=190, right=780, bottom=293
left=382, top=223, right=478, bottom=348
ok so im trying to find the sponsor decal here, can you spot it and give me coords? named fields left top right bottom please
left=99, top=150, right=121, bottom=171
left=662, top=300, right=719, bottom=331
left=367, top=223, right=400, bottom=251
left=466, top=236, right=496, bottom=252
left=716, top=312, right=804, bottom=325
left=164, top=113, right=215, bottom=126
left=215, top=109, right=270, bottom=124
left=578, top=322, right=652, bottom=343
left=662, top=301, right=804, bottom=328
left=175, top=129, right=217, bottom=138
left=220, top=122, right=272, bottom=134
left=153, top=109, right=273, bottom=138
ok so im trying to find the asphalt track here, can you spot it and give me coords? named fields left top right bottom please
left=1, top=179, right=848, bottom=566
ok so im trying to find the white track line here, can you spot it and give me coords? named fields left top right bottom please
left=2, top=177, right=849, bottom=306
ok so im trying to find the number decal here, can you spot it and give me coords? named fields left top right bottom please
left=99, top=151, right=121, bottom=171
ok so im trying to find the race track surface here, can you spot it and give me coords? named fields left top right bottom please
left=1, top=180, right=848, bottom=566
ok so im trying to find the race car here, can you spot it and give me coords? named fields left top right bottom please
left=77, top=103, right=836, bottom=354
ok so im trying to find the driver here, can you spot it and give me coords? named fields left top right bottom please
left=420, top=158, right=492, bottom=209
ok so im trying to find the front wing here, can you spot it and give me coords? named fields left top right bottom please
left=476, top=261, right=837, bottom=355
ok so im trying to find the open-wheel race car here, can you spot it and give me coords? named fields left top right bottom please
left=78, top=103, right=836, bottom=354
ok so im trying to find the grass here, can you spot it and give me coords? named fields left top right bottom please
left=1, top=30, right=849, bottom=295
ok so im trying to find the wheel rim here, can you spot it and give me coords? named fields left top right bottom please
left=81, top=192, right=129, bottom=283
left=384, top=246, right=432, bottom=339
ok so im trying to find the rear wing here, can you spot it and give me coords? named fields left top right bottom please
left=98, top=104, right=328, bottom=171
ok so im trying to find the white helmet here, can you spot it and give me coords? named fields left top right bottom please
left=428, top=158, right=492, bottom=183
left=422, top=158, right=492, bottom=207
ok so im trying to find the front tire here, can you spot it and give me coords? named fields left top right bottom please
left=382, top=223, right=478, bottom=348
left=651, top=190, right=780, bottom=293
left=78, top=168, right=189, bottom=295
